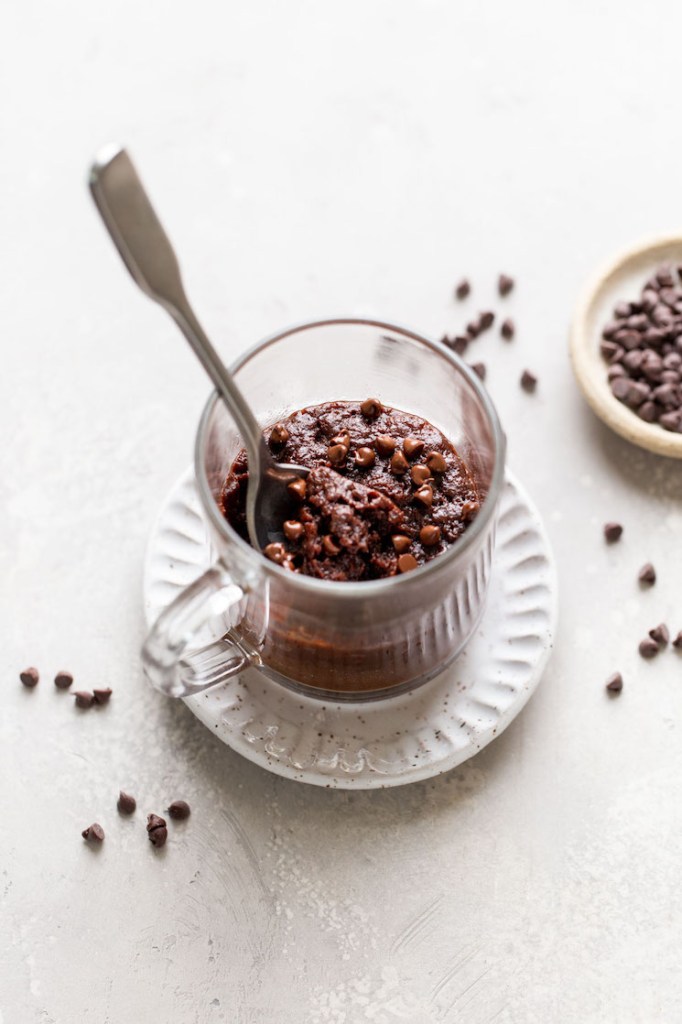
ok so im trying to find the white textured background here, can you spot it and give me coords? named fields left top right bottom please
left=2, top=2, right=682, bottom=1021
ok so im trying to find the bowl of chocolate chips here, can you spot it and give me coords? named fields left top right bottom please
left=571, top=234, right=682, bottom=457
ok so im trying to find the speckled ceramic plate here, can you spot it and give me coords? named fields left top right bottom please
left=143, top=468, right=557, bottom=788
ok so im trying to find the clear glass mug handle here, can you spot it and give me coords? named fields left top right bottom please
left=142, top=566, right=250, bottom=698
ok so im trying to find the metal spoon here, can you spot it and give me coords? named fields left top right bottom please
left=88, top=144, right=308, bottom=552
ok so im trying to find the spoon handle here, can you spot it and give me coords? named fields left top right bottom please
left=88, top=144, right=265, bottom=475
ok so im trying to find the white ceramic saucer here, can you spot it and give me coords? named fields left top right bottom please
left=144, top=468, right=557, bottom=789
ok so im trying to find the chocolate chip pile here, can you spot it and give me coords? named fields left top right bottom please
left=222, top=399, right=480, bottom=581
left=601, top=264, right=682, bottom=432
left=600, top=522, right=681, bottom=695
left=442, top=272, right=537, bottom=393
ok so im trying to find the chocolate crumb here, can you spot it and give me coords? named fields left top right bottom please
left=501, top=318, right=515, bottom=340
left=470, top=362, right=486, bottom=381
left=167, top=800, right=191, bottom=820
left=54, top=670, right=73, bottom=690
left=649, top=623, right=670, bottom=646
left=455, top=278, right=470, bottom=300
left=498, top=273, right=514, bottom=296
left=74, top=691, right=94, bottom=709
left=20, top=667, right=39, bottom=688
left=603, top=522, right=623, bottom=543
left=605, top=672, right=623, bottom=693
left=638, top=562, right=656, bottom=585
left=520, top=370, right=537, bottom=392
left=82, top=823, right=105, bottom=843
left=93, top=688, right=112, bottom=705
left=117, top=791, right=136, bottom=815
left=639, top=637, right=659, bottom=659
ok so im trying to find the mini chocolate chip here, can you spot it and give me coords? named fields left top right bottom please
left=426, top=451, right=447, bottom=474
left=657, top=265, right=675, bottom=287
left=602, top=322, right=620, bottom=339
left=601, top=340, right=620, bottom=359
left=642, top=289, right=659, bottom=310
left=501, top=318, right=515, bottom=340
left=664, top=352, right=682, bottom=369
left=659, top=410, right=682, bottom=432
left=607, top=365, right=627, bottom=380
left=607, top=344, right=625, bottom=365
left=414, top=485, right=433, bottom=507
left=20, top=667, right=39, bottom=688
left=639, top=637, right=659, bottom=659
left=637, top=401, right=659, bottom=423
left=498, top=273, right=514, bottom=296
left=74, top=691, right=94, bottom=709
left=117, top=791, right=137, bottom=815
left=520, top=370, right=537, bottom=392
left=360, top=398, right=383, bottom=419
left=328, top=443, right=347, bottom=466
left=479, top=311, right=495, bottom=331
left=603, top=522, right=623, bottom=542
left=264, top=542, right=287, bottom=564
left=269, top=423, right=289, bottom=446
left=397, top=553, right=419, bottom=573
left=638, top=562, right=656, bottom=585
left=403, top=437, right=425, bottom=460
left=82, top=823, right=105, bottom=843
left=470, top=362, right=486, bottom=381
left=649, top=623, right=670, bottom=646
left=623, top=350, right=644, bottom=372
left=660, top=370, right=680, bottom=384
left=467, top=321, right=480, bottom=339
left=54, top=670, right=73, bottom=690
left=93, top=688, right=112, bottom=705
left=455, top=278, right=470, bottom=300
left=375, top=435, right=397, bottom=457
left=614, top=300, right=631, bottom=318
left=611, top=377, right=632, bottom=401
left=410, top=464, right=432, bottom=486
left=283, top=520, right=304, bottom=541
left=652, top=383, right=679, bottom=408
left=627, top=313, right=649, bottom=330
left=450, top=336, right=469, bottom=355
left=605, top=672, right=623, bottom=693
left=624, top=381, right=650, bottom=409
left=167, top=800, right=191, bottom=820
left=392, top=535, right=412, bottom=554
left=288, top=478, right=307, bottom=500
left=323, top=535, right=341, bottom=556
left=390, top=451, right=409, bottom=476
left=673, top=631, right=682, bottom=649
left=615, top=330, right=641, bottom=351
left=352, top=444, right=374, bottom=468
left=419, top=525, right=441, bottom=547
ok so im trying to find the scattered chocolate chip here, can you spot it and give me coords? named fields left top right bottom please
left=269, top=423, right=289, bottom=446
left=93, top=688, right=112, bottom=705
left=323, top=535, right=340, bottom=556
left=82, top=823, right=105, bottom=843
left=117, top=791, right=137, bottom=815
left=426, top=451, right=447, bottom=474
left=638, top=562, right=656, bottom=585
left=167, top=800, right=191, bottom=821
left=397, top=553, right=418, bottom=573
left=264, top=542, right=287, bottom=564
left=419, top=525, right=441, bottom=547
left=498, top=274, right=514, bottom=296
left=391, top=535, right=412, bottom=554
left=520, top=370, right=537, bottom=393
left=54, top=670, right=73, bottom=690
left=288, top=478, right=307, bottom=500
left=147, top=814, right=168, bottom=848
left=360, top=398, right=383, bottom=419
left=466, top=321, right=480, bottom=339
left=375, top=435, right=396, bottom=457
left=327, top=443, right=347, bottom=466
left=672, top=631, right=682, bottom=649
left=283, top=520, right=304, bottom=541
left=603, top=522, right=623, bottom=543
left=501, top=318, right=515, bottom=340
left=605, top=672, right=623, bottom=694
left=355, top=447, right=376, bottom=469
left=403, top=437, right=425, bottom=460
left=450, top=336, right=469, bottom=355
left=639, top=637, right=659, bottom=659
left=470, top=362, right=486, bottom=381
left=455, top=278, right=470, bottom=300
left=410, top=464, right=432, bottom=486
left=389, top=450, right=409, bottom=476
left=649, top=623, right=670, bottom=646
left=413, top=485, right=434, bottom=507
left=479, top=311, right=495, bottom=331
left=20, top=667, right=39, bottom=688
left=74, top=691, right=94, bottom=709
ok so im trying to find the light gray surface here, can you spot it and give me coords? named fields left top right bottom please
left=2, top=2, right=682, bottom=1021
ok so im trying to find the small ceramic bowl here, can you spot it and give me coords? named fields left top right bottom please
left=570, top=234, right=682, bottom=459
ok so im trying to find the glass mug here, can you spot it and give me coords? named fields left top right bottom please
left=142, top=319, right=505, bottom=702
